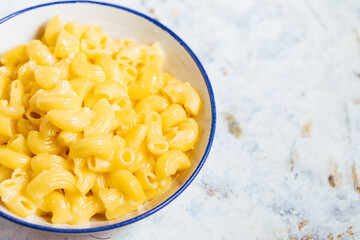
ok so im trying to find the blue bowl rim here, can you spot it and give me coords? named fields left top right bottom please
left=0, top=0, right=216, bottom=233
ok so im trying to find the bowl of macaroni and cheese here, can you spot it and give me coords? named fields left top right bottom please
left=0, top=0, right=216, bottom=233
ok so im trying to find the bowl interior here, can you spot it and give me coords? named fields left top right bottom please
left=0, top=1, right=214, bottom=231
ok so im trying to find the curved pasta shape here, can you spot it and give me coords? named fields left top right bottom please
left=0, top=80, right=25, bottom=119
left=31, top=153, right=70, bottom=174
left=26, top=169, right=76, bottom=203
left=134, top=94, right=170, bottom=116
left=26, top=40, right=57, bottom=66
left=0, top=44, right=28, bottom=65
left=94, top=80, right=128, bottom=101
left=42, top=15, right=62, bottom=47
left=7, top=134, right=33, bottom=156
left=161, top=82, right=201, bottom=116
left=27, top=169, right=76, bottom=203
left=54, top=29, right=80, bottom=58
left=107, top=169, right=145, bottom=203
left=66, top=191, right=103, bottom=225
left=6, top=195, right=36, bottom=218
left=47, top=107, right=93, bottom=132
left=39, top=116, right=61, bottom=138
left=0, top=147, right=31, bottom=169
left=27, top=131, right=65, bottom=155
left=69, top=136, right=115, bottom=160
left=161, top=104, right=187, bottom=129
left=166, top=118, right=199, bottom=151
left=84, top=99, right=115, bottom=137
left=70, top=52, right=106, bottom=83
left=41, top=191, right=72, bottom=224
left=155, top=150, right=191, bottom=180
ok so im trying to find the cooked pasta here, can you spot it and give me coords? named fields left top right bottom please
left=0, top=16, right=201, bottom=225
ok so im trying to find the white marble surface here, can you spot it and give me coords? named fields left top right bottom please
left=1, top=0, right=360, bottom=239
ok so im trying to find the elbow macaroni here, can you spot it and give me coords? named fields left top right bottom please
left=0, top=16, right=201, bottom=225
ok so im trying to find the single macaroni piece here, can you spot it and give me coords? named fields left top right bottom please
left=26, top=169, right=77, bottom=203
left=0, top=16, right=201, bottom=225
left=155, top=150, right=191, bottom=180
left=107, top=169, right=145, bottom=203
left=0, top=80, right=25, bottom=119
left=47, top=107, right=93, bottom=132
left=31, top=153, right=70, bottom=174
left=40, top=191, right=73, bottom=224
left=0, top=147, right=31, bottom=169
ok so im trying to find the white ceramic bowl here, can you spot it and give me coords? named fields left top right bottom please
left=0, top=1, right=216, bottom=233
